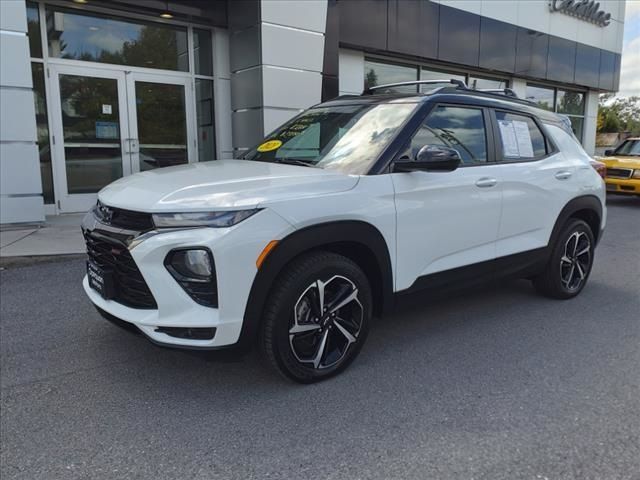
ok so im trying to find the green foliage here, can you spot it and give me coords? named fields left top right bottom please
left=598, top=95, right=640, bottom=135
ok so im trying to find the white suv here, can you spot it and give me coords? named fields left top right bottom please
left=82, top=80, right=606, bottom=383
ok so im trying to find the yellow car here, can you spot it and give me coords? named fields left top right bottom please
left=598, top=137, right=640, bottom=196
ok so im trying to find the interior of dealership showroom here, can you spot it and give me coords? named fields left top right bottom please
left=0, top=0, right=626, bottom=225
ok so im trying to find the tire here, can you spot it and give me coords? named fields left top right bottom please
left=260, top=251, right=373, bottom=383
left=532, top=219, right=595, bottom=299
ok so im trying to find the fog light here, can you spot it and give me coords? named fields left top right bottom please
left=165, top=248, right=218, bottom=307
left=169, top=249, right=212, bottom=279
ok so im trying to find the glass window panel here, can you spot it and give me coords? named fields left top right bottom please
left=194, top=29, right=213, bottom=76
left=556, top=90, right=585, bottom=115
left=26, top=1, right=42, bottom=58
left=525, top=84, right=555, bottom=111
left=567, top=116, right=584, bottom=142
left=410, top=106, right=488, bottom=165
left=46, top=8, right=188, bottom=71
left=31, top=63, right=53, bottom=204
left=468, top=76, right=509, bottom=90
left=59, top=74, right=123, bottom=194
left=195, top=79, right=215, bottom=161
left=135, top=82, right=188, bottom=170
left=419, top=67, right=466, bottom=92
left=364, top=60, right=418, bottom=93
left=495, top=111, right=547, bottom=159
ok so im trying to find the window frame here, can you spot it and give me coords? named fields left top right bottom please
left=394, top=102, right=496, bottom=169
left=489, top=108, right=558, bottom=164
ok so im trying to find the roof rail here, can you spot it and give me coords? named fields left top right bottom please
left=362, top=79, right=467, bottom=95
left=476, top=88, right=519, bottom=98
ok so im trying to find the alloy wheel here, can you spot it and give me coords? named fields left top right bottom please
left=289, top=275, right=363, bottom=369
left=560, top=231, right=591, bottom=292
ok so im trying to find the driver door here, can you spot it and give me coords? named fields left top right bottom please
left=391, top=104, right=503, bottom=291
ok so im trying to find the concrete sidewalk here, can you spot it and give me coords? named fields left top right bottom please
left=0, top=214, right=85, bottom=257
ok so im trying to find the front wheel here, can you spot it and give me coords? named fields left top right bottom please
left=533, top=219, right=595, bottom=299
left=260, top=251, right=372, bottom=383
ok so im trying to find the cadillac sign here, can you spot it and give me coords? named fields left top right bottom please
left=549, top=0, right=612, bottom=27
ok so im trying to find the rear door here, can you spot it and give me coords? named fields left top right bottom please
left=391, top=104, right=503, bottom=291
left=488, top=109, right=581, bottom=258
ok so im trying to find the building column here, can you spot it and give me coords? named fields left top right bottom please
left=228, top=0, right=327, bottom=155
left=0, top=0, right=44, bottom=224
left=582, top=91, right=599, bottom=156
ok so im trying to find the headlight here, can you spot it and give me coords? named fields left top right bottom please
left=152, top=209, right=260, bottom=228
left=633, top=170, right=640, bottom=179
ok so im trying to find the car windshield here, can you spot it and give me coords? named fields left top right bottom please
left=613, top=139, right=640, bottom=156
left=244, top=103, right=418, bottom=174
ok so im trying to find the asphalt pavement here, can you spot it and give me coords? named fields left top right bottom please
left=1, top=196, right=639, bottom=480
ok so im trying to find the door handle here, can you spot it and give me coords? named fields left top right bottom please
left=555, top=170, right=572, bottom=180
left=475, top=177, right=497, bottom=188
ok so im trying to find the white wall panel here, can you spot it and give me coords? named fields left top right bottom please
left=480, top=1, right=517, bottom=25
left=213, top=28, right=230, bottom=80
left=0, top=197, right=44, bottom=224
left=263, top=108, right=301, bottom=136
left=213, top=78, right=233, bottom=158
left=262, top=66, right=322, bottom=109
left=0, top=33, right=32, bottom=88
left=0, top=143, right=41, bottom=194
left=0, top=0, right=27, bottom=32
left=260, top=0, right=327, bottom=33
left=230, top=67, right=262, bottom=110
left=338, top=49, right=364, bottom=95
left=0, top=88, right=36, bottom=142
left=261, top=23, right=324, bottom=72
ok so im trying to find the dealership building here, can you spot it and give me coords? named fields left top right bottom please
left=0, top=0, right=626, bottom=224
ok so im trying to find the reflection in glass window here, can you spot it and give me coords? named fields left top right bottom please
left=495, top=111, right=547, bottom=159
left=46, top=8, right=188, bottom=71
left=468, top=75, right=509, bottom=90
left=556, top=90, right=585, bottom=115
left=567, top=116, right=583, bottom=141
left=410, top=106, right=487, bottom=164
left=525, top=84, right=555, bottom=111
left=194, top=29, right=213, bottom=76
left=31, top=63, right=53, bottom=203
left=364, top=60, right=417, bottom=93
left=196, top=79, right=216, bottom=161
left=420, top=67, right=465, bottom=92
left=26, top=1, right=42, bottom=58
left=135, top=82, right=188, bottom=170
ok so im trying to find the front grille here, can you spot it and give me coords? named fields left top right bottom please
left=84, top=232, right=157, bottom=309
left=96, top=202, right=154, bottom=231
left=606, top=168, right=633, bottom=179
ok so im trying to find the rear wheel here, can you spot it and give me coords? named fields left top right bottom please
left=260, top=251, right=372, bottom=383
left=533, top=219, right=595, bottom=299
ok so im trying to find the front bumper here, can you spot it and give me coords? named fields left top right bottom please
left=605, top=177, right=639, bottom=195
left=82, top=209, right=294, bottom=349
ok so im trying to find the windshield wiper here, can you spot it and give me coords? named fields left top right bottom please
left=271, top=158, right=318, bottom=168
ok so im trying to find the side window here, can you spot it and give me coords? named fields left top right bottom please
left=408, top=106, right=488, bottom=165
left=495, top=111, right=547, bottom=160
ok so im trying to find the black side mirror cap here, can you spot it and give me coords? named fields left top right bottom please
left=604, top=149, right=614, bottom=156
left=393, top=145, right=462, bottom=173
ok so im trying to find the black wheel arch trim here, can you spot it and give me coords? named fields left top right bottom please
left=548, top=194, right=603, bottom=248
left=237, top=220, right=394, bottom=350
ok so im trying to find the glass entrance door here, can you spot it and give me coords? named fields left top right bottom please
left=126, top=72, right=194, bottom=174
left=50, top=65, right=195, bottom=212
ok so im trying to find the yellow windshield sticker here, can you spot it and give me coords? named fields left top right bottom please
left=257, top=139, right=282, bottom=152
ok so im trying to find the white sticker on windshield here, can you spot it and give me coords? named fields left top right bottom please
left=498, top=119, right=534, bottom=158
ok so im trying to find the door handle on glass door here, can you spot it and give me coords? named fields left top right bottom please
left=475, top=177, right=497, bottom=188
left=555, top=170, right=572, bottom=180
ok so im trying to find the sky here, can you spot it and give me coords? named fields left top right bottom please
left=619, top=0, right=640, bottom=97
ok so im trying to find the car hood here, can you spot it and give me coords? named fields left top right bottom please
left=596, top=155, right=640, bottom=169
left=98, top=160, right=359, bottom=212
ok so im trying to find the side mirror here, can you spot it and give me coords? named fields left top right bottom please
left=604, top=149, right=614, bottom=156
left=393, top=145, right=461, bottom=173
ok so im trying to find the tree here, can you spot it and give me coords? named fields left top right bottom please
left=597, top=95, right=640, bottom=135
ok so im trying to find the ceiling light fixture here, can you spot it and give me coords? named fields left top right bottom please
left=160, top=2, right=173, bottom=19
left=73, top=0, right=89, bottom=4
